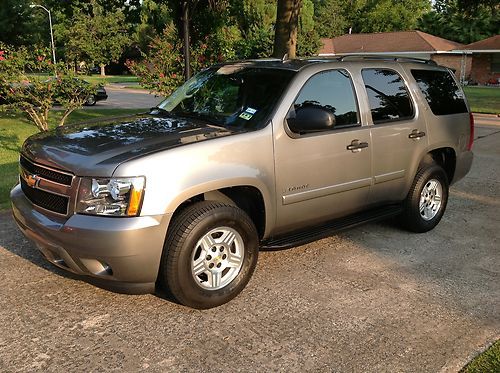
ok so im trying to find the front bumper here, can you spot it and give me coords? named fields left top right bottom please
left=11, top=184, right=171, bottom=294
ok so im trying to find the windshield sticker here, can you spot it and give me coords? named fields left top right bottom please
left=244, top=107, right=257, bottom=114
left=239, top=112, right=253, bottom=120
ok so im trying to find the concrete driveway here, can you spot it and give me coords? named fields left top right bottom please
left=0, top=121, right=498, bottom=372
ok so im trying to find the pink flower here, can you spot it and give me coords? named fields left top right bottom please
left=37, top=56, right=44, bottom=61
left=159, top=73, right=165, bottom=78
left=171, top=73, right=177, bottom=79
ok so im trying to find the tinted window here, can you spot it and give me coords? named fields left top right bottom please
left=411, top=69, right=468, bottom=115
left=290, top=69, right=359, bottom=130
left=362, top=69, right=414, bottom=123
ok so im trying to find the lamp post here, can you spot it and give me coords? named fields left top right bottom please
left=30, top=4, right=57, bottom=76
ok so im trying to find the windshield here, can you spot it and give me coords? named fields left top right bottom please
left=156, top=64, right=295, bottom=129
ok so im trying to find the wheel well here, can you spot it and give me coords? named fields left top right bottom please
left=173, top=186, right=266, bottom=239
left=423, top=148, right=456, bottom=183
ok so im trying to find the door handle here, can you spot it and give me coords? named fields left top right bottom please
left=409, top=129, right=426, bottom=139
left=347, top=139, right=369, bottom=153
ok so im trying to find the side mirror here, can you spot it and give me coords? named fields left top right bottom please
left=287, top=106, right=336, bottom=134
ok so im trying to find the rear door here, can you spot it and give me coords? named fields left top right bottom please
left=361, top=67, right=429, bottom=204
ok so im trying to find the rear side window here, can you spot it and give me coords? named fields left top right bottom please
left=411, top=69, right=468, bottom=115
left=362, top=69, right=414, bottom=124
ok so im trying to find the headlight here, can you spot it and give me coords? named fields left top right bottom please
left=76, top=177, right=145, bottom=217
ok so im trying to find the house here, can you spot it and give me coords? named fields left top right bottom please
left=319, top=31, right=500, bottom=85
left=462, top=35, right=500, bottom=84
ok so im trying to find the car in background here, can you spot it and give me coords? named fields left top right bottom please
left=84, top=85, right=108, bottom=106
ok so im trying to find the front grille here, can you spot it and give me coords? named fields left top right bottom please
left=21, top=178, right=69, bottom=215
left=20, top=155, right=73, bottom=186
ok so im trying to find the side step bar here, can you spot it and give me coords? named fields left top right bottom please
left=261, top=204, right=403, bottom=250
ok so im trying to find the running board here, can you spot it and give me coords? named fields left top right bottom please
left=261, top=204, right=403, bottom=250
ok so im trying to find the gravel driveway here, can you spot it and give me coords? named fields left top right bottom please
left=0, top=120, right=498, bottom=372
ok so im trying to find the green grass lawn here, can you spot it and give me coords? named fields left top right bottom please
left=80, top=75, right=140, bottom=85
left=29, top=73, right=139, bottom=86
left=463, top=86, right=500, bottom=114
left=461, top=340, right=500, bottom=373
left=0, top=108, right=144, bottom=210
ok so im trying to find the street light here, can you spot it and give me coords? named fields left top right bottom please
left=30, top=4, right=57, bottom=76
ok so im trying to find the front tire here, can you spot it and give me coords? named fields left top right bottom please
left=160, top=201, right=259, bottom=309
left=402, top=164, right=449, bottom=233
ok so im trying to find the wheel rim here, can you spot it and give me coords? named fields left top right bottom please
left=86, top=96, right=96, bottom=105
left=419, top=178, right=443, bottom=221
left=191, top=227, right=244, bottom=290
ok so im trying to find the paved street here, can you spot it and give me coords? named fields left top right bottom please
left=0, top=121, right=499, bottom=372
left=89, top=85, right=164, bottom=109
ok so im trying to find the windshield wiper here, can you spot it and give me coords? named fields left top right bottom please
left=149, top=106, right=170, bottom=115
left=172, top=111, right=228, bottom=130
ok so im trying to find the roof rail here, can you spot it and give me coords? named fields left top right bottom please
left=337, top=55, right=437, bottom=65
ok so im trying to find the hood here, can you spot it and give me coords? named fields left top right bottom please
left=22, top=113, right=237, bottom=176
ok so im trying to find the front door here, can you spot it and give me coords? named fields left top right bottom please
left=273, top=69, right=372, bottom=234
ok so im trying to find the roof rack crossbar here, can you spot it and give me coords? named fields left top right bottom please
left=337, top=55, right=437, bottom=65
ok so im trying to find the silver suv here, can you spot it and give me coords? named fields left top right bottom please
left=11, top=57, right=474, bottom=309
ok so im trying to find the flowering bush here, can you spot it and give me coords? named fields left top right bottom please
left=0, top=44, right=96, bottom=131
left=126, top=23, right=184, bottom=97
left=126, top=23, right=236, bottom=97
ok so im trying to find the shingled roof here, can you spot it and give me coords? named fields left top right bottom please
left=319, top=31, right=463, bottom=55
left=462, top=35, right=500, bottom=51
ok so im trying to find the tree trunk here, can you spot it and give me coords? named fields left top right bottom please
left=273, top=0, right=302, bottom=59
left=182, top=1, right=191, bottom=80
left=100, top=64, right=106, bottom=76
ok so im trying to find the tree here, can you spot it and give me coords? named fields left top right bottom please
left=0, top=0, right=51, bottom=47
left=273, top=0, right=303, bottom=59
left=418, top=0, right=499, bottom=44
left=64, top=6, right=130, bottom=76
left=312, top=0, right=348, bottom=38
left=297, top=0, right=321, bottom=56
left=346, top=0, right=431, bottom=33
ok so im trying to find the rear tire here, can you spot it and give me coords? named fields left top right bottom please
left=160, top=201, right=259, bottom=309
left=85, top=95, right=97, bottom=106
left=402, top=164, right=449, bottom=233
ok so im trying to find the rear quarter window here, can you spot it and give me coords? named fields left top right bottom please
left=411, top=69, right=468, bottom=115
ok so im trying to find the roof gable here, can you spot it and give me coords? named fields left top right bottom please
left=463, top=35, right=500, bottom=50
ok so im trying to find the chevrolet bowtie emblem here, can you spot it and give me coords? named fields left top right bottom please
left=21, top=170, right=40, bottom=188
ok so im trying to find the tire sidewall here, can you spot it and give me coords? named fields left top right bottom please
left=85, top=95, right=96, bottom=106
left=408, top=165, right=449, bottom=232
left=169, top=206, right=258, bottom=308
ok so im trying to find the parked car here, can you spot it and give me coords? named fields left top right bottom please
left=11, top=57, right=473, bottom=309
left=84, top=84, right=107, bottom=106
